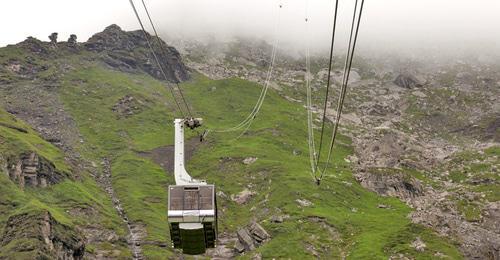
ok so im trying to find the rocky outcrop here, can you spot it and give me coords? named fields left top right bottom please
left=355, top=169, right=423, bottom=200
left=235, top=222, right=270, bottom=253
left=48, top=33, right=58, bottom=44
left=7, top=152, right=65, bottom=189
left=67, top=34, right=77, bottom=47
left=0, top=211, right=85, bottom=259
left=16, top=37, right=50, bottom=55
left=85, top=24, right=189, bottom=83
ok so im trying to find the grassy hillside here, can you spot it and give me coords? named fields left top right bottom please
left=0, top=37, right=464, bottom=258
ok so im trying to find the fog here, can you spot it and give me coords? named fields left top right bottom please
left=1, top=0, right=500, bottom=58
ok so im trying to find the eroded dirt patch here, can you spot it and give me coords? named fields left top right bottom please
left=138, top=138, right=205, bottom=173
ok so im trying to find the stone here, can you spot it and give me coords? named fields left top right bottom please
left=236, top=222, right=270, bottom=253
left=248, top=222, right=270, bottom=242
left=237, top=228, right=256, bottom=251
left=243, top=157, right=258, bottom=165
left=231, top=189, right=255, bottom=204
left=411, top=237, right=426, bottom=252
left=296, top=199, right=313, bottom=207
left=270, top=215, right=284, bottom=223
left=393, top=73, right=424, bottom=89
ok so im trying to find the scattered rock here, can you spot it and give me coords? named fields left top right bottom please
left=411, top=237, right=426, bottom=252
left=112, top=95, right=148, bottom=118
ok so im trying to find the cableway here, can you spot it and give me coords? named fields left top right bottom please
left=129, top=0, right=193, bottom=118
left=126, top=0, right=367, bottom=255
left=130, top=0, right=284, bottom=139
left=305, top=0, right=365, bottom=184
left=207, top=1, right=284, bottom=139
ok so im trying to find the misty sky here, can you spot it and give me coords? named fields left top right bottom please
left=1, top=0, right=499, bottom=56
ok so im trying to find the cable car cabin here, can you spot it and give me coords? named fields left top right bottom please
left=168, top=184, right=217, bottom=255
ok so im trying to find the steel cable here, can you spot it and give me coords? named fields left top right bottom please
left=128, top=0, right=186, bottom=118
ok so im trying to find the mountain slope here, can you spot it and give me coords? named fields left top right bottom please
left=0, top=25, right=465, bottom=259
left=0, top=108, right=130, bottom=259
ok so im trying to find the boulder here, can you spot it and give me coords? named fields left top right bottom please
left=236, top=222, right=270, bottom=252
left=393, top=73, right=424, bottom=89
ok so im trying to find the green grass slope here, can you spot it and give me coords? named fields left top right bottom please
left=56, top=56, right=462, bottom=259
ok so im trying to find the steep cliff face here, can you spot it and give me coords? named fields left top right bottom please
left=7, top=152, right=64, bottom=189
left=0, top=211, right=84, bottom=260
left=85, top=24, right=189, bottom=83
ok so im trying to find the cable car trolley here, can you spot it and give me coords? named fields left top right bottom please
left=168, top=118, right=217, bottom=255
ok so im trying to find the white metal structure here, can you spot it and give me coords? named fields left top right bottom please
left=168, top=118, right=217, bottom=254
left=173, top=118, right=206, bottom=185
